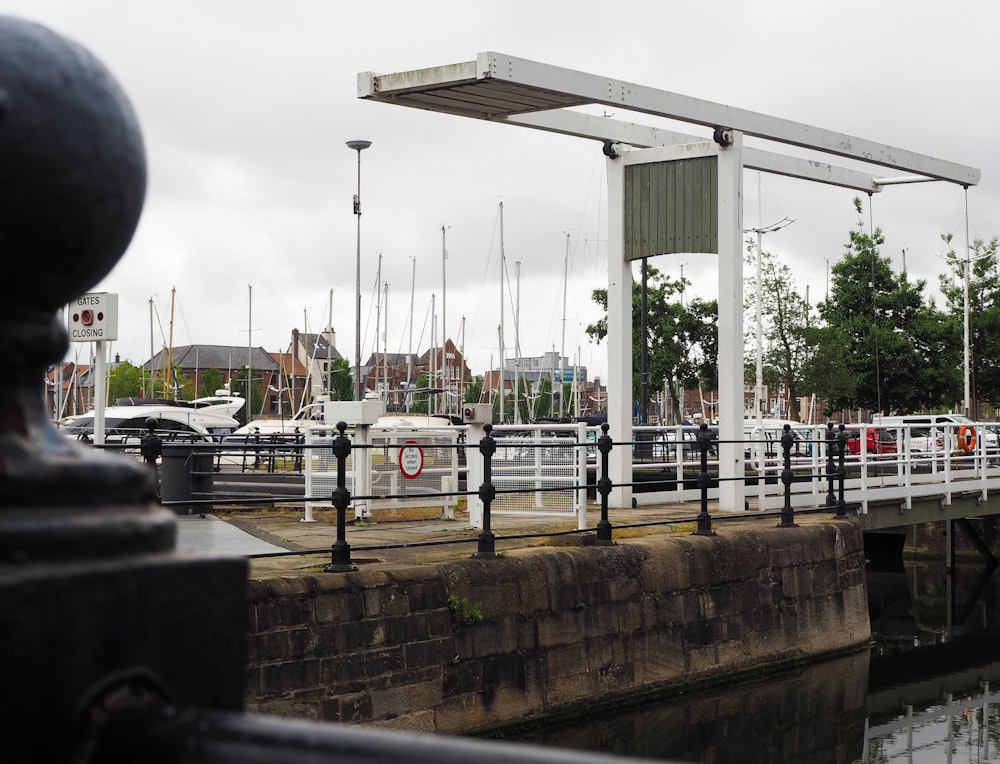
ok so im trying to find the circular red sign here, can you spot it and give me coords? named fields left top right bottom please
left=398, top=440, right=424, bottom=479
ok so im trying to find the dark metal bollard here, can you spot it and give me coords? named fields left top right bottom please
left=824, top=422, right=837, bottom=508
left=778, top=424, right=798, bottom=528
left=474, top=423, right=498, bottom=558
left=835, top=424, right=849, bottom=519
left=693, top=423, right=716, bottom=536
left=595, top=423, right=614, bottom=545
left=139, top=416, right=162, bottom=483
left=325, top=421, right=357, bottom=572
left=0, top=16, right=249, bottom=761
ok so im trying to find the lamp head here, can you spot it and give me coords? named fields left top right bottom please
left=346, top=140, right=372, bottom=152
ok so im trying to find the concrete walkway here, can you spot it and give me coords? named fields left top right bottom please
left=175, top=514, right=288, bottom=556
left=169, top=500, right=840, bottom=579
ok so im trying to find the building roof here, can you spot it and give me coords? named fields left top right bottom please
left=146, top=344, right=280, bottom=372
left=297, top=332, right=342, bottom=362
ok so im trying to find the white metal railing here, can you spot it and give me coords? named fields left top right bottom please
left=303, top=425, right=460, bottom=521
left=489, top=423, right=588, bottom=520
left=299, top=419, right=1000, bottom=523
left=628, top=421, right=1000, bottom=513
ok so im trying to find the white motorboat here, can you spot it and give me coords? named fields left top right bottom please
left=60, top=390, right=245, bottom=443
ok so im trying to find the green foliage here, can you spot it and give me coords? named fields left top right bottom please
left=447, top=595, right=483, bottom=626
left=326, top=357, right=353, bottom=401
left=743, top=239, right=813, bottom=420
left=200, top=367, right=224, bottom=397
left=810, top=197, right=960, bottom=414
left=587, top=266, right=718, bottom=419
left=230, top=365, right=265, bottom=425
left=938, top=234, right=1000, bottom=412
left=464, top=375, right=484, bottom=404
left=411, top=373, right=430, bottom=414
left=106, top=361, right=145, bottom=401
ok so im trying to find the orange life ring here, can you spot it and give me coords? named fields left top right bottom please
left=958, top=424, right=977, bottom=452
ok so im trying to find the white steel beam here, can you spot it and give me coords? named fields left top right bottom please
left=505, top=109, right=884, bottom=193
left=359, top=52, right=979, bottom=186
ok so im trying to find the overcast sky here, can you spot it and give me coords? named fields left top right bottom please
left=10, top=1, right=999, bottom=386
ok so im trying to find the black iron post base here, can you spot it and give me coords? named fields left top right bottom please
left=473, top=530, right=497, bottom=558
left=324, top=540, right=357, bottom=573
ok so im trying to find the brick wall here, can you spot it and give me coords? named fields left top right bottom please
left=244, top=521, right=870, bottom=734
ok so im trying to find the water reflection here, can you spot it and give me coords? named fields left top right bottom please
left=490, top=539, right=1000, bottom=763
left=494, top=651, right=869, bottom=763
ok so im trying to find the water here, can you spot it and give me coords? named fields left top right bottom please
left=489, top=547, right=1000, bottom=763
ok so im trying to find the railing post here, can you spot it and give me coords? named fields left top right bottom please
left=293, top=428, right=303, bottom=472
left=139, top=416, right=162, bottom=492
left=595, top=423, right=614, bottom=545
left=835, top=424, right=849, bottom=519
left=778, top=424, right=798, bottom=528
left=693, top=423, right=716, bottom=536
left=324, top=421, right=357, bottom=572
left=474, top=423, right=497, bottom=558
left=825, top=422, right=837, bottom=508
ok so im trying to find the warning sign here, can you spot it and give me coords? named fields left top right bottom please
left=398, top=440, right=424, bottom=479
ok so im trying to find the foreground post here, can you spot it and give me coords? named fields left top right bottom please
left=835, top=424, right=849, bottom=519
left=693, top=423, right=716, bottom=536
left=474, top=423, right=497, bottom=558
left=778, top=424, right=798, bottom=528
left=325, top=421, right=357, bottom=572
left=825, top=422, right=837, bottom=508
left=595, top=423, right=614, bottom=545
left=0, top=17, right=248, bottom=760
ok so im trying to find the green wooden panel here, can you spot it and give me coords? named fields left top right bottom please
left=624, top=156, right=717, bottom=260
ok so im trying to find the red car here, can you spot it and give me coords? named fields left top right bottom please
left=843, top=427, right=898, bottom=456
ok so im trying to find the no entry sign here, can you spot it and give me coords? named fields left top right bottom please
left=398, top=440, right=424, bottom=479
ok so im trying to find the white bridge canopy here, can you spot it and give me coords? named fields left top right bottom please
left=358, top=51, right=980, bottom=511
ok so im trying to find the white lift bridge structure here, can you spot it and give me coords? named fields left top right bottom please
left=357, top=52, right=980, bottom=511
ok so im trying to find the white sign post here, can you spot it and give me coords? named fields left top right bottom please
left=67, top=293, right=119, bottom=445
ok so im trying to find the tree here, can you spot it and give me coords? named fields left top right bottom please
left=464, top=375, right=484, bottom=405
left=200, top=367, right=224, bottom=398
left=411, top=373, right=430, bottom=414
left=106, top=361, right=144, bottom=401
left=587, top=265, right=717, bottom=421
left=811, top=197, right=959, bottom=415
left=744, top=239, right=813, bottom=420
left=326, top=358, right=353, bottom=401
left=938, top=234, right=1000, bottom=414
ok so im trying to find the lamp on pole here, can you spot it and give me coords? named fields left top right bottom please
left=745, top=216, right=794, bottom=423
left=347, top=139, right=372, bottom=402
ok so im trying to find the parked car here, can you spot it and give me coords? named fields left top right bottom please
left=843, top=427, right=897, bottom=457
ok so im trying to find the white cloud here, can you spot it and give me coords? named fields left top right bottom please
left=9, top=0, right=998, bottom=389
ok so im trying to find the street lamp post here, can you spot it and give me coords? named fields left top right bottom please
left=746, top=216, right=794, bottom=423
left=347, top=139, right=372, bottom=402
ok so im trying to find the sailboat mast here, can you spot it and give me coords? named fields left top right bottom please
left=407, top=257, right=415, bottom=412
left=167, top=286, right=175, bottom=399
left=326, top=289, right=333, bottom=398
left=247, top=284, right=252, bottom=418
left=441, top=224, right=448, bottom=415
left=430, top=293, right=437, bottom=415
left=459, top=316, right=466, bottom=411
left=514, top=260, right=521, bottom=425
left=382, top=280, right=388, bottom=404
left=498, top=201, right=505, bottom=423
left=560, top=233, right=569, bottom=419
left=148, top=296, right=154, bottom=397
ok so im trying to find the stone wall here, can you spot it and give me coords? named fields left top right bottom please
left=244, top=521, right=870, bottom=734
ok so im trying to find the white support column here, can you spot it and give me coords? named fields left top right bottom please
left=606, top=147, right=633, bottom=509
left=716, top=134, right=745, bottom=511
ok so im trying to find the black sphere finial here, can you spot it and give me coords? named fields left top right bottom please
left=0, top=16, right=164, bottom=562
